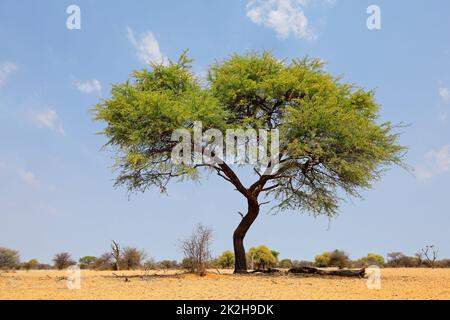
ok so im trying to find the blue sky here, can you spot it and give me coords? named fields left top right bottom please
left=1, top=0, right=449, bottom=264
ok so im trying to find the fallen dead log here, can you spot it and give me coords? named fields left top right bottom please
left=250, top=268, right=282, bottom=274
left=288, top=266, right=365, bottom=278
left=110, top=272, right=187, bottom=280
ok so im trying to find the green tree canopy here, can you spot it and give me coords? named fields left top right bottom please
left=216, top=251, right=235, bottom=269
left=79, top=256, right=98, bottom=269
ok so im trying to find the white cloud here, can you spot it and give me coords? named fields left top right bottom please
left=17, top=168, right=39, bottom=187
left=0, top=62, right=17, bottom=87
left=32, top=109, right=65, bottom=135
left=426, top=145, right=450, bottom=172
left=0, top=162, right=42, bottom=187
left=75, top=79, right=102, bottom=94
left=127, top=27, right=167, bottom=65
left=415, top=144, right=450, bottom=181
left=246, top=0, right=317, bottom=40
left=414, top=166, right=433, bottom=182
left=438, top=86, right=450, bottom=102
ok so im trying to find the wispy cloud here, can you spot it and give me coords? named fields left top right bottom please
left=415, top=144, right=450, bottom=181
left=0, top=161, right=42, bottom=188
left=438, top=86, right=450, bottom=102
left=127, top=27, right=167, bottom=65
left=246, top=0, right=319, bottom=40
left=17, top=168, right=39, bottom=187
left=75, top=79, right=102, bottom=95
left=0, top=62, right=17, bottom=87
left=427, top=145, right=450, bottom=172
left=32, top=109, right=65, bottom=135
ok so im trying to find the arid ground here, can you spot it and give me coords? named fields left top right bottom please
left=0, top=268, right=449, bottom=300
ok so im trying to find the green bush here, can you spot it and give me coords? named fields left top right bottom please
left=315, top=250, right=350, bottom=269
left=247, top=246, right=277, bottom=270
left=22, top=259, right=39, bottom=271
left=314, top=252, right=331, bottom=267
left=157, top=260, right=179, bottom=269
left=216, top=251, right=235, bottom=269
left=278, top=259, right=293, bottom=269
left=355, top=253, right=385, bottom=267
left=386, top=252, right=419, bottom=267
left=438, top=259, right=450, bottom=268
left=181, top=257, right=194, bottom=271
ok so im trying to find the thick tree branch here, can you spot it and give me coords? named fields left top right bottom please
left=218, top=162, right=250, bottom=197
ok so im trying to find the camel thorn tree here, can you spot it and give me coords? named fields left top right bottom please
left=94, top=51, right=406, bottom=273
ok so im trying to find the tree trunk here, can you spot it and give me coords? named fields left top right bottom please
left=233, top=197, right=260, bottom=274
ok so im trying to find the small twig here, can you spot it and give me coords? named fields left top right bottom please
left=253, top=168, right=262, bottom=177
left=56, top=276, right=68, bottom=282
left=259, top=201, right=271, bottom=207
left=261, top=184, right=280, bottom=192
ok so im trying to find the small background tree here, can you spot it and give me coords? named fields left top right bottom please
left=121, top=247, right=146, bottom=270
left=419, top=245, right=438, bottom=268
left=79, top=256, right=98, bottom=269
left=328, top=250, right=350, bottom=269
left=93, top=253, right=114, bottom=270
left=23, top=259, right=39, bottom=271
left=386, top=252, right=419, bottom=268
left=438, top=259, right=450, bottom=268
left=111, top=241, right=121, bottom=271
left=0, top=248, right=20, bottom=270
left=181, top=224, right=213, bottom=276
left=53, top=252, right=76, bottom=270
left=143, top=258, right=158, bottom=270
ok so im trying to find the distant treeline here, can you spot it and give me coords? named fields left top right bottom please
left=1, top=245, right=449, bottom=271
